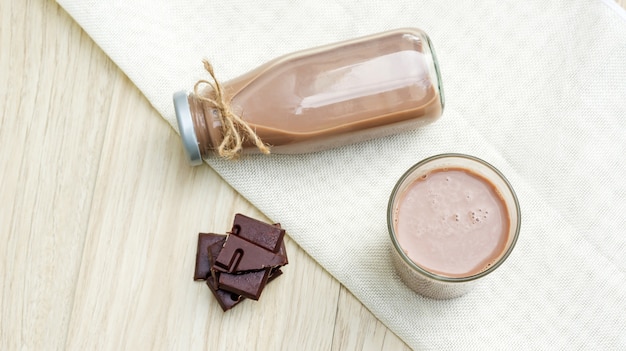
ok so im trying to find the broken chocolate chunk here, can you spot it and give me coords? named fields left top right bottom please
left=213, top=234, right=287, bottom=273
left=207, top=268, right=284, bottom=311
left=231, top=214, right=285, bottom=253
left=276, top=240, right=288, bottom=266
left=272, top=223, right=289, bottom=265
left=194, top=233, right=227, bottom=280
left=207, top=237, right=227, bottom=283
left=269, top=268, right=283, bottom=280
left=193, top=214, right=289, bottom=311
left=206, top=275, right=243, bottom=311
left=218, top=269, right=271, bottom=300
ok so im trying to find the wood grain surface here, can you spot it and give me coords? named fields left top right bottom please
left=1, top=0, right=624, bottom=350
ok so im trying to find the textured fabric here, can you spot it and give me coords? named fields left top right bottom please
left=56, top=0, right=626, bottom=349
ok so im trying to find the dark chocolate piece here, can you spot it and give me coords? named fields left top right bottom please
left=194, top=233, right=227, bottom=280
left=195, top=215, right=289, bottom=311
left=276, top=240, right=288, bottom=266
left=206, top=275, right=243, bottom=311
left=269, top=268, right=283, bottom=280
left=231, top=214, right=285, bottom=253
left=207, top=237, right=226, bottom=283
left=204, top=236, right=243, bottom=311
left=207, top=236, right=227, bottom=261
left=206, top=268, right=284, bottom=311
left=218, top=269, right=271, bottom=300
left=273, top=223, right=289, bottom=265
left=213, top=234, right=287, bottom=273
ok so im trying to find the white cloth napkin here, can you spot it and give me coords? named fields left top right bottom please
left=57, top=0, right=626, bottom=349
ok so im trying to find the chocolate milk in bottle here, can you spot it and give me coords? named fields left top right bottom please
left=174, top=28, right=444, bottom=165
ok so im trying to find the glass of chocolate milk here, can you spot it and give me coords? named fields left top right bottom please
left=388, top=154, right=520, bottom=299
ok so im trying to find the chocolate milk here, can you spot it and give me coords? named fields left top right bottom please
left=175, top=28, right=443, bottom=164
left=394, top=167, right=510, bottom=278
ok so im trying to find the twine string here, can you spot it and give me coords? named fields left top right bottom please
left=193, top=59, right=270, bottom=159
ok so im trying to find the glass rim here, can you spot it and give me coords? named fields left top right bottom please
left=387, top=153, right=521, bottom=283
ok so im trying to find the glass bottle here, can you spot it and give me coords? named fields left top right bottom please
left=174, top=28, right=444, bottom=165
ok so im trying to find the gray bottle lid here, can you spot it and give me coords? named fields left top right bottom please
left=173, top=91, right=203, bottom=166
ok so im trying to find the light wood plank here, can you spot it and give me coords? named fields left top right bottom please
left=332, top=288, right=412, bottom=351
left=0, top=0, right=116, bottom=349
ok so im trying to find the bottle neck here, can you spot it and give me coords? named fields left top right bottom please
left=188, top=92, right=223, bottom=158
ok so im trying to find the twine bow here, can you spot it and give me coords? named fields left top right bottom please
left=193, top=59, right=270, bottom=159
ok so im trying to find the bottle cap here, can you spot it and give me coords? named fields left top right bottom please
left=173, top=91, right=203, bottom=166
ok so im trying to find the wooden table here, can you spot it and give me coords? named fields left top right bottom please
left=2, top=1, right=624, bottom=350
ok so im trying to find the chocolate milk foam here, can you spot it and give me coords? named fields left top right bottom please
left=394, top=168, right=510, bottom=278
